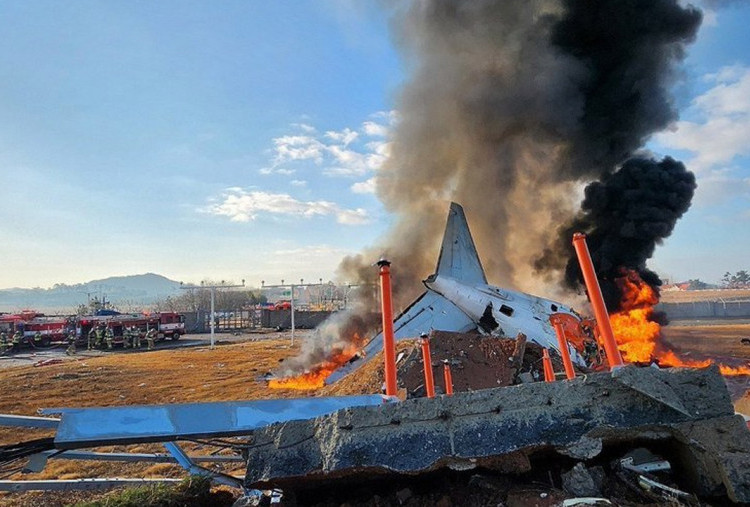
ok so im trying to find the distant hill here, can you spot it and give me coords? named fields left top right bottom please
left=0, top=273, right=182, bottom=313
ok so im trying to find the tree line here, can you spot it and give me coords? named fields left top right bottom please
left=721, top=270, right=750, bottom=289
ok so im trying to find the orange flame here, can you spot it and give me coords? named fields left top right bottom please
left=608, top=270, right=750, bottom=376
left=268, top=338, right=362, bottom=390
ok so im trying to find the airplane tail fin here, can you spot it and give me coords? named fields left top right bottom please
left=430, top=202, right=487, bottom=285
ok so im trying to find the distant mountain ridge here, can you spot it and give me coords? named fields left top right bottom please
left=0, top=273, right=182, bottom=312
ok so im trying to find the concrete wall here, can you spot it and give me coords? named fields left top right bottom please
left=658, top=301, right=750, bottom=320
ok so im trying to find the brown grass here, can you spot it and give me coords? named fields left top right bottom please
left=0, top=337, right=316, bottom=506
left=0, top=325, right=749, bottom=505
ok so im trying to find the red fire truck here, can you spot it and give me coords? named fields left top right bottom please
left=0, top=311, right=72, bottom=346
left=77, top=312, right=186, bottom=347
left=0, top=311, right=185, bottom=349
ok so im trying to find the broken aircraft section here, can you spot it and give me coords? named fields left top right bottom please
left=327, top=202, right=590, bottom=385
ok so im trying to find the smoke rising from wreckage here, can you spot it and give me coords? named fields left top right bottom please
left=298, top=1, right=706, bottom=376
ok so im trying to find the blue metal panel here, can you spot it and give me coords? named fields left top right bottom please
left=42, top=395, right=394, bottom=449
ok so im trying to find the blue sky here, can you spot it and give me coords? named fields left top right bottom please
left=0, top=1, right=748, bottom=289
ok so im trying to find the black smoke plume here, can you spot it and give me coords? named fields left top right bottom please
left=550, top=0, right=702, bottom=178
left=561, top=157, right=697, bottom=309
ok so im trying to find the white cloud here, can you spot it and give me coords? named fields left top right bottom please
left=260, top=166, right=295, bottom=175
left=290, top=179, right=307, bottom=187
left=292, top=123, right=316, bottom=133
left=206, top=189, right=370, bottom=225
left=362, top=121, right=389, bottom=137
left=372, top=110, right=399, bottom=123
left=324, top=145, right=369, bottom=176
left=656, top=66, right=750, bottom=173
left=351, top=177, right=377, bottom=194
left=325, top=128, right=359, bottom=146
left=261, top=115, right=396, bottom=178
left=272, top=135, right=325, bottom=164
left=336, top=208, right=370, bottom=225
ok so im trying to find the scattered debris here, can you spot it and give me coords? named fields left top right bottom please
left=637, top=475, right=694, bottom=502
left=619, top=448, right=671, bottom=474
left=322, top=330, right=561, bottom=398
left=561, top=499, right=612, bottom=507
left=33, top=358, right=63, bottom=367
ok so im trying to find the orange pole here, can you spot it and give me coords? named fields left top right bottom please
left=542, top=348, right=555, bottom=382
left=571, top=233, right=625, bottom=368
left=420, top=335, right=435, bottom=398
left=551, top=319, right=576, bottom=380
left=442, top=361, right=454, bottom=395
left=378, top=259, right=398, bottom=396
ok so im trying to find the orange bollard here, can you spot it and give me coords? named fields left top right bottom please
left=571, top=233, right=625, bottom=369
left=377, top=259, right=398, bottom=397
left=443, top=361, right=454, bottom=396
left=550, top=317, right=576, bottom=380
left=420, top=334, right=435, bottom=398
left=542, top=348, right=555, bottom=383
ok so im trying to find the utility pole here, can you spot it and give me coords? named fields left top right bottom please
left=180, top=280, right=245, bottom=349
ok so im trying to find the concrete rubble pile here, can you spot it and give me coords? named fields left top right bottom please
left=246, top=364, right=750, bottom=504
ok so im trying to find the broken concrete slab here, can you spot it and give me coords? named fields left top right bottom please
left=245, top=365, right=750, bottom=503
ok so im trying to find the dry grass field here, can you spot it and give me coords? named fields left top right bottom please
left=0, top=319, right=748, bottom=506
left=0, top=333, right=313, bottom=506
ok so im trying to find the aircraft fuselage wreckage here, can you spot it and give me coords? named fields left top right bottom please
left=327, top=202, right=588, bottom=384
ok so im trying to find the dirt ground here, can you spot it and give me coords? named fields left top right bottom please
left=0, top=322, right=749, bottom=506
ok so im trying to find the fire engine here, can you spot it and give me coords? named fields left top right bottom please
left=77, top=312, right=185, bottom=346
left=0, top=311, right=72, bottom=346
left=0, top=311, right=185, bottom=349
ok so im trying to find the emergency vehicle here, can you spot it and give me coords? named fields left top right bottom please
left=0, top=311, right=185, bottom=349
left=77, top=312, right=186, bottom=346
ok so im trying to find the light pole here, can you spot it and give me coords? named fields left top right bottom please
left=260, top=278, right=321, bottom=347
left=180, top=280, right=245, bottom=349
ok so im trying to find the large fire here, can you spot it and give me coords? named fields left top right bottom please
left=268, top=340, right=361, bottom=390
left=609, top=270, right=750, bottom=376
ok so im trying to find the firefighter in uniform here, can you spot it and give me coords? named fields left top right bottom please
left=65, top=331, right=77, bottom=355
left=0, top=332, right=8, bottom=354
left=87, top=326, right=96, bottom=350
left=33, top=330, right=43, bottom=346
left=146, top=328, right=157, bottom=350
left=95, top=324, right=104, bottom=349
left=123, top=327, right=131, bottom=349
left=12, top=329, right=23, bottom=352
left=133, top=327, right=142, bottom=349
left=105, top=326, right=114, bottom=350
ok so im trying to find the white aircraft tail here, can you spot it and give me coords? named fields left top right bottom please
left=431, top=202, right=487, bottom=285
